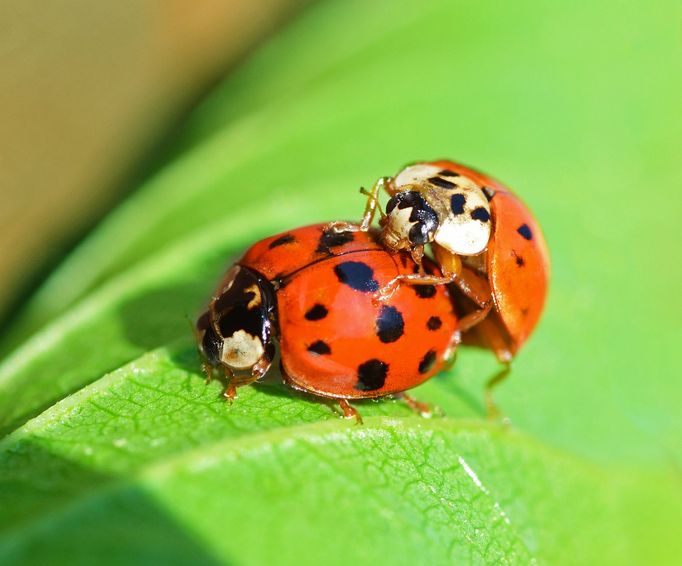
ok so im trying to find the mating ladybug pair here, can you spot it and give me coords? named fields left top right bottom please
left=196, top=160, right=549, bottom=421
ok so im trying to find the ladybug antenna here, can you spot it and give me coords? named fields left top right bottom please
left=359, top=186, right=386, bottom=220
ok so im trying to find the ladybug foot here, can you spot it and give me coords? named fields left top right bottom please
left=338, top=399, right=363, bottom=425
left=222, top=384, right=237, bottom=404
left=400, top=393, right=436, bottom=418
left=372, top=282, right=399, bottom=305
left=325, top=221, right=365, bottom=234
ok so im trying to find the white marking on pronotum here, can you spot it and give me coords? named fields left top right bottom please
left=458, top=455, right=512, bottom=525
left=222, top=330, right=264, bottom=369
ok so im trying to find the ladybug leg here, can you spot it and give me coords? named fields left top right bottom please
left=485, top=362, right=511, bottom=422
left=454, top=267, right=494, bottom=332
left=338, top=399, right=363, bottom=424
left=216, top=366, right=236, bottom=403
left=468, top=316, right=514, bottom=364
left=202, top=361, right=214, bottom=384
left=326, top=177, right=392, bottom=233
left=223, top=383, right=237, bottom=403
left=373, top=272, right=457, bottom=303
left=399, top=393, right=434, bottom=418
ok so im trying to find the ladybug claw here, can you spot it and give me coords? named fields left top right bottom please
left=372, top=283, right=398, bottom=305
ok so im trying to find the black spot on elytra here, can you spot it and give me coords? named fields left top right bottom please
left=386, top=191, right=439, bottom=245
left=439, top=169, right=460, bottom=177
left=355, top=359, right=388, bottom=391
left=481, top=186, right=495, bottom=201
left=305, top=304, right=328, bottom=321
left=268, top=234, right=295, bottom=249
left=413, top=284, right=436, bottom=299
left=427, top=316, right=442, bottom=331
left=376, top=305, right=405, bottom=343
left=471, top=207, right=491, bottom=222
left=307, top=340, right=331, bottom=355
left=316, top=229, right=354, bottom=254
left=334, top=261, right=379, bottom=292
left=450, top=193, right=466, bottom=215
left=514, top=252, right=525, bottom=267
left=428, top=176, right=456, bottom=189
left=517, top=223, right=533, bottom=240
left=418, top=350, right=437, bottom=374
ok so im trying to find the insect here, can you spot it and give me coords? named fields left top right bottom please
left=330, top=160, right=549, bottom=412
left=196, top=223, right=459, bottom=422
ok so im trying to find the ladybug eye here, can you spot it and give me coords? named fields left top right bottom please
left=200, top=324, right=223, bottom=365
left=408, top=223, right=434, bottom=245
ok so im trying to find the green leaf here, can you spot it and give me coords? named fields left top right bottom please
left=1, top=0, right=681, bottom=563
left=1, top=345, right=680, bottom=564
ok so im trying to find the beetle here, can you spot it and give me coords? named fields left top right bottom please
left=330, top=160, right=550, bottom=413
left=196, top=223, right=459, bottom=421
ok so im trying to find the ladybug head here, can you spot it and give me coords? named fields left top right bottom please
left=381, top=191, right=439, bottom=251
left=197, top=266, right=276, bottom=383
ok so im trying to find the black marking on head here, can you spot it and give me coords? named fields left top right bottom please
left=268, top=234, right=295, bottom=249
left=413, top=284, right=436, bottom=299
left=307, top=340, right=331, bottom=355
left=450, top=193, right=466, bottom=215
left=305, top=304, right=328, bottom=321
left=385, top=190, right=439, bottom=246
left=427, top=316, right=442, bottom=331
left=428, top=176, right=456, bottom=189
left=471, top=207, right=491, bottom=222
left=212, top=267, right=276, bottom=360
left=376, top=305, right=405, bottom=343
left=517, top=223, right=533, bottom=240
left=334, top=261, right=379, bottom=292
left=418, top=350, right=437, bottom=374
left=316, top=229, right=354, bottom=254
left=481, top=186, right=495, bottom=201
left=439, top=169, right=460, bottom=178
left=355, top=359, right=388, bottom=391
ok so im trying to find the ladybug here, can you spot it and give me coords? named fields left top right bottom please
left=331, top=160, right=549, bottom=406
left=196, top=224, right=459, bottom=421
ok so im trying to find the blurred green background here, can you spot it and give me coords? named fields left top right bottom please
left=0, top=0, right=681, bottom=564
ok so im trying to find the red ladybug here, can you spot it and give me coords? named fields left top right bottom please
left=196, top=224, right=459, bottom=421
left=330, top=160, right=549, bottom=412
